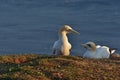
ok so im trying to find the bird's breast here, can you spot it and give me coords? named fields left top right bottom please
left=63, top=41, right=71, bottom=49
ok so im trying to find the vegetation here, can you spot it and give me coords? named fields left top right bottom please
left=0, top=54, right=119, bottom=80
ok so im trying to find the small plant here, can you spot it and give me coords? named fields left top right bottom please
left=9, top=67, right=21, bottom=72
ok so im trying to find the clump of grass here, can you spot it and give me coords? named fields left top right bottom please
left=0, top=54, right=39, bottom=64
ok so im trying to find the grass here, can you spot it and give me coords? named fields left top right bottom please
left=0, top=54, right=120, bottom=80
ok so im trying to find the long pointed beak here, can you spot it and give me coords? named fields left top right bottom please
left=81, top=44, right=87, bottom=48
left=70, top=29, right=80, bottom=34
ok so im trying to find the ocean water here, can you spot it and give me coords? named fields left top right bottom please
left=0, top=0, right=120, bottom=55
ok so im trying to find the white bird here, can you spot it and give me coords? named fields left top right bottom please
left=81, top=42, right=116, bottom=59
left=53, top=25, right=79, bottom=56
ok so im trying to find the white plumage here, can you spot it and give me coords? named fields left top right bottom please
left=81, top=42, right=116, bottom=59
left=53, top=25, right=79, bottom=56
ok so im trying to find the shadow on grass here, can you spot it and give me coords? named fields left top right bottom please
left=0, top=62, right=21, bottom=74
left=0, top=76, right=15, bottom=80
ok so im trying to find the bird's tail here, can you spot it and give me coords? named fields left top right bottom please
left=109, top=48, right=116, bottom=54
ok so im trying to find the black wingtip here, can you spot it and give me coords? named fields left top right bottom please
left=53, top=50, right=56, bottom=54
left=109, top=48, right=116, bottom=54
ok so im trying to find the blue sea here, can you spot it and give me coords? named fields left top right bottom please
left=0, top=0, right=120, bottom=55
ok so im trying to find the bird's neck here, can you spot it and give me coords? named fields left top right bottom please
left=89, top=48, right=96, bottom=53
left=59, top=31, right=68, bottom=43
left=92, top=48, right=96, bottom=52
left=90, top=46, right=97, bottom=52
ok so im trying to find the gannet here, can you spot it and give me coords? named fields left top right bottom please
left=81, top=42, right=116, bottom=59
left=53, top=25, right=79, bottom=56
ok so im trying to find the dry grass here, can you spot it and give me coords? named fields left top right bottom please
left=0, top=54, right=120, bottom=80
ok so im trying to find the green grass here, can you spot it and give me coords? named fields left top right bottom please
left=0, top=54, right=120, bottom=80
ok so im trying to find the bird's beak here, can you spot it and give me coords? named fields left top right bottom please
left=70, top=29, right=80, bottom=34
left=81, top=44, right=87, bottom=48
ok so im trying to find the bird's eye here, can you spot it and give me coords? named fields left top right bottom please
left=67, top=29, right=71, bottom=31
left=87, top=44, right=91, bottom=47
left=66, top=29, right=71, bottom=32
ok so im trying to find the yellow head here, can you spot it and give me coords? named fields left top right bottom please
left=59, top=25, right=80, bottom=34
left=81, top=42, right=96, bottom=51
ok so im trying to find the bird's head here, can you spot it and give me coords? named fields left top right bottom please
left=60, top=25, right=80, bottom=34
left=81, top=41, right=96, bottom=51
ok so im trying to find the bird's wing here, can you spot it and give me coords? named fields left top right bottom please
left=53, top=49, right=56, bottom=54
left=97, top=46, right=110, bottom=58
left=52, top=40, right=62, bottom=55
left=101, top=46, right=116, bottom=54
left=96, top=45, right=101, bottom=48
left=53, top=40, right=61, bottom=49
left=52, top=41, right=58, bottom=54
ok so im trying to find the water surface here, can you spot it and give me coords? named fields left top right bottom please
left=0, top=0, right=120, bottom=55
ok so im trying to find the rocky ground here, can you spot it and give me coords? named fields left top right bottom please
left=0, top=54, right=120, bottom=80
